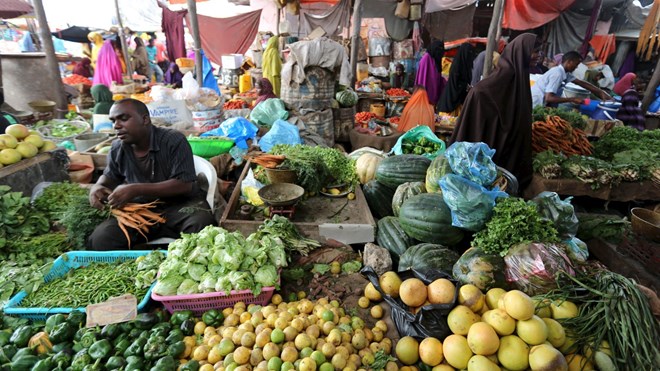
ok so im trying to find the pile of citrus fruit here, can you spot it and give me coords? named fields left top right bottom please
left=0, top=124, right=57, bottom=167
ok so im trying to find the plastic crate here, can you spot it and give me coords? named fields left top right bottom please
left=187, top=137, right=234, bottom=158
left=3, top=250, right=164, bottom=320
left=152, top=286, right=276, bottom=315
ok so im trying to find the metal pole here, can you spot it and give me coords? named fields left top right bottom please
left=276, top=8, right=281, bottom=36
left=32, top=0, right=68, bottom=115
left=483, top=0, right=505, bottom=79
left=114, top=0, right=132, bottom=77
left=187, top=0, right=203, bottom=86
left=349, top=0, right=363, bottom=87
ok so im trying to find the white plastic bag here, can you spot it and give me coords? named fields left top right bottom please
left=173, top=72, right=200, bottom=101
left=240, top=168, right=265, bottom=207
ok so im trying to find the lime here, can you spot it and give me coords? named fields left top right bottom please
left=219, top=338, right=236, bottom=356
left=268, top=357, right=283, bottom=371
left=321, top=310, right=334, bottom=322
left=300, top=347, right=314, bottom=359
left=310, top=350, right=326, bottom=366
left=281, top=361, right=295, bottom=371
left=319, top=362, right=334, bottom=371
left=271, top=328, right=285, bottom=344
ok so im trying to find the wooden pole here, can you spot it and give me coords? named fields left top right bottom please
left=483, top=0, right=505, bottom=79
left=114, top=0, right=133, bottom=77
left=32, top=0, right=67, bottom=115
left=276, top=8, right=281, bottom=36
left=187, top=0, right=203, bottom=86
left=349, top=0, right=363, bottom=87
left=642, top=56, right=660, bottom=112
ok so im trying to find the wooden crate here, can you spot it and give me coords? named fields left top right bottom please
left=0, top=149, right=69, bottom=197
left=80, top=137, right=115, bottom=170
left=220, top=163, right=376, bottom=245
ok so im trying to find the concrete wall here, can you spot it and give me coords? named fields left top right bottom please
left=1, top=53, right=61, bottom=112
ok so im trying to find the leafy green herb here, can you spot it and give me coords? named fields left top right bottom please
left=532, top=106, right=587, bottom=130
left=370, top=349, right=397, bottom=371
left=312, top=264, right=331, bottom=275
left=253, top=215, right=321, bottom=256
left=341, top=260, right=362, bottom=274
left=59, top=194, right=110, bottom=250
left=0, top=185, right=50, bottom=249
left=576, top=214, right=631, bottom=244
left=593, top=127, right=660, bottom=160
left=473, top=198, right=560, bottom=256
left=33, top=182, right=90, bottom=220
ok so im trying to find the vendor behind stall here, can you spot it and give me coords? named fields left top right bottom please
left=390, top=63, right=412, bottom=90
left=438, top=43, right=476, bottom=115
left=87, top=99, right=215, bottom=250
left=254, top=78, right=277, bottom=107
left=164, top=62, right=184, bottom=88
left=73, top=57, right=93, bottom=78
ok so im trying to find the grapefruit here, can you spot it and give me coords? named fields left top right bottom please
left=503, top=290, right=534, bottom=320
left=467, top=322, right=500, bottom=356
left=379, top=272, right=402, bottom=298
left=395, top=336, right=419, bottom=365
left=467, top=355, right=501, bottom=371
left=458, top=284, right=486, bottom=312
left=482, top=309, right=516, bottom=336
left=447, top=305, right=480, bottom=335
left=427, top=278, right=455, bottom=305
left=0, top=134, right=18, bottom=149
left=485, top=288, right=507, bottom=310
left=400, top=278, right=427, bottom=307
left=443, top=334, right=473, bottom=370
left=419, top=337, right=444, bottom=366
left=516, top=315, right=548, bottom=345
left=528, top=344, right=568, bottom=371
left=364, top=282, right=382, bottom=302
left=16, top=142, right=38, bottom=159
left=0, top=148, right=21, bottom=165
left=5, top=124, right=29, bottom=139
left=497, top=335, right=529, bottom=371
left=39, top=140, right=57, bottom=152
left=23, top=134, right=44, bottom=148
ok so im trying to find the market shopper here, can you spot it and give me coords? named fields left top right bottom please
left=254, top=78, right=278, bottom=107
left=616, top=89, right=646, bottom=130
left=88, top=32, right=104, bottom=69
left=132, top=37, right=151, bottom=80
left=470, top=51, right=500, bottom=86
left=613, top=72, right=637, bottom=96
left=72, top=57, right=93, bottom=78
left=164, top=62, right=184, bottom=88
left=397, top=86, right=435, bottom=132
left=262, top=36, right=282, bottom=97
left=450, top=33, right=537, bottom=189
left=91, top=84, right=114, bottom=115
left=87, top=99, right=215, bottom=250
left=147, top=38, right=164, bottom=83
left=438, top=43, right=476, bottom=115
left=415, top=40, right=446, bottom=106
left=92, top=40, right=123, bottom=87
left=531, top=51, right=612, bottom=108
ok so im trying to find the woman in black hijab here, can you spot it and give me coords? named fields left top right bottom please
left=438, top=43, right=476, bottom=114
left=449, top=34, right=537, bottom=189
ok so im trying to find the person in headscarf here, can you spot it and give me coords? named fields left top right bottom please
left=91, top=84, right=114, bottom=115
left=132, top=37, right=150, bottom=79
left=88, top=32, right=104, bottom=69
left=471, top=50, right=501, bottom=86
left=111, top=38, right=127, bottom=74
left=73, top=58, right=93, bottom=78
left=262, top=36, right=282, bottom=97
left=450, top=33, right=537, bottom=189
left=415, top=40, right=446, bottom=106
left=613, top=72, right=637, bottom=96
left=616, top=89, right=645, bottom=131
left=397, top=86, right=436, bottom=133
left=164, top=62, right=184, bottom=88
left=390, top=63, right=413, bottom=90
left=438, top=43, right=476, bottom=114
left=528, top=40, right=547, bottom=75
left=93, top=40, right=123, bottom=87
left=254, top=78, right=278, bottom=107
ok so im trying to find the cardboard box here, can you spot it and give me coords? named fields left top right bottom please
left=221, top=54, right=245, bottom=69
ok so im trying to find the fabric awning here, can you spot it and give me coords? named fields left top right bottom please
left=51, top=26, right=97, bottom=43
left=0, top=0, right=32, bottom=19
left=192, top=10, right=262, bottom=66
left=502, top=0, right=576, bottom=30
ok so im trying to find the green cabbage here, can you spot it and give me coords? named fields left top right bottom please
left=199, top=272, right=217, bottom=293
left=186, top=263, right=206, bottom=281
left=153, top=274, right=184, bottom=296
left=177, top=278, right=199, bottom=295
left=254, top=265, right=278, bottom=289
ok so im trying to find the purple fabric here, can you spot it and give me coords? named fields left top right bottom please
left=415, top=53, right=447, bottom=106
left=616, top=89, right=645, bottom=130
left=164, top=62, right=184, bottom=88
left=618, top=49, right=635, bottom=77
left=93, top=40, right=123, bottom=87
left=579, top=0, right=602, bottom=58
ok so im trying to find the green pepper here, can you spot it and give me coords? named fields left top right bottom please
left=150, top=326, right=169, bottom=338
left=100, top=323, right=121, bottom=340
left=88, top=339, right=112, bottom=360
left=81, top=358, right=104, bottom=371
left=167, top=340, right=185, bottom=358
left=9, top=354, right=39, bottom=371
left=133, top=313, right=159, bottom=330
left=150, top=355, right=177, bottom=371
left=143, top=337, right=167, bottom=360
left=49, top=322, right=76, bottom=344
left=125, top=355, right=144, bottom=369
left=123, top=337, right=147, bottom=358
left=9, top=326, right=33, bottom=347
left=79, top=330, right=98, bottom=349
left=71, top=349, right=92, bottom=371
left=180, top=319, right=195, bottom=336
left=11, top=347, right=34, bottom=362
left=51, top=341, right=72, bottom=353
left=0, top=344, right=17, bottom=364
left=31, top=357, right=54, bottom=371
left=179, top=359, right=200, bottom=371
left=67, top=311, right=86, bottom=329
left=52, top=349, right=73, bottom=367
left=112, top=333, right=128, bottom=346
left=114, top=338, right=131, bottom=356
left=45, top=314, right=67, bottom=334
left=106, top=355, right=126, bottom=370
left=128, top=327, right=144, bottom=339
left=152, top=322, right=172, bottom=333
left=165, top=329, right=184, bottom=344
left=0, top=330, right=11, bottom=346
left=118, top=321, right=134, bottom=334
left=169, top=310, right=194, bottom=326
left=202, top=309, right=224, bottom=327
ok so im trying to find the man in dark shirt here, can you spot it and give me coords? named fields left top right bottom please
left=87, top=98, right=214, bottom=250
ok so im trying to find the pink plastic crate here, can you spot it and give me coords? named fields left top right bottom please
left=151, top=286, right=275, bottom=315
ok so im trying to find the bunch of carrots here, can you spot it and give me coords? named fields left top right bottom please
left=386, top=88, right=410, bottom=97
left=250, top=154, right=286, bottom=169
left=110, top=201, right=166, bottom=247
left=532, top=115, right=592, bottom=156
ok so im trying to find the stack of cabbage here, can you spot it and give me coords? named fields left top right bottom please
left=153, top=225, right=287, bottom=296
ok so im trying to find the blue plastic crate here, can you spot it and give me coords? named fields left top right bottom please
left=3, top=250, right=166, bottom=321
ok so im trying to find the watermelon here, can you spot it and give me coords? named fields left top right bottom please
left=452, top=247, right=508, bottom=291
left=398, top=193, right=464, bottom=245
left=398, top=243, right=461, bottom=273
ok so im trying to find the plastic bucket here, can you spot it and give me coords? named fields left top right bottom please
left=580, top=99, right=600, bottom=116
left=370, top=103, right=386, bottom=117
left=591, top=102, right=621, bottom=121
left=74, top=132, right=109, bottom=151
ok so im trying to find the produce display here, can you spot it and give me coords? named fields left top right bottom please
left=355, top=112, right=380, bottom=124
left=386, top=88, right=410, bottom=97
left=109, top=201, right=166, bottom=247
left=532, top=106, right=587, bottom=130
left=34, top=119, right=88, bottom=139
left=400, top=137, right=443, bottom=156
left=0, top=124, right=57, bottom=166
left=531, top=115, right=592, bottom=156
left=223, top=100, right=249, bottom=110
left=62, top=74, right=92, bottom=86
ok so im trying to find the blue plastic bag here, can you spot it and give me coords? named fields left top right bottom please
left=260, top=119, right=302, bottom=152
left=250, top=98, right=289, bottom=128
left=202, top=117, right=257, bottom=149
left=445, top=142, right=498, bottom=186
left=391, top=125, right=446, bottom=159
left=439, top=174, right=508, bottom=232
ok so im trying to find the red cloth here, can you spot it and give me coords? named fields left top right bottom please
left=160, top=4, right=188, bottom=62
left=192, top=10, right=262, bottom=67
left=590, top=34, right=616, bottom=63
left=503, top=0, right=576, bottom=30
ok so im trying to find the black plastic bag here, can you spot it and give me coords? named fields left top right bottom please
left=360, top=266, right=457, bottom=340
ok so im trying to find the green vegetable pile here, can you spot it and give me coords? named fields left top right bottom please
left=532, top=105, right=587, bottom=130
left=473, top=197, right=560, bottom=256
left=0, top=185, right=50, bottom=249
left=154, top=225, right=289, bottom=297
left=270, top=145, right=358, bottom=193
left=401, top=136, right=442, bottom=155
left=20, top=251, right=164, bottom=308
left=59, top=194, right=110, bottom=250
left=34, top=119, right=88, bottom=138
left=33, top=182, right=90, bottom=220
left=253, top=215, right=321, bottom=256
left=576, top=214, right=631, bottom=244
left=592, top=126, right=660, bottom=160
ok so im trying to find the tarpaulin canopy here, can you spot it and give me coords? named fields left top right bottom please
left=299, top=0, right=350, bottom=37
left=192, top=10, right=262, bottom=66
left=43, top=0, right=161, bottom=32
left=0, top=0, right=32, bottom=19
left=502, top=0, right=576, bottom=30
left=51, top=26, right=97, bottom=43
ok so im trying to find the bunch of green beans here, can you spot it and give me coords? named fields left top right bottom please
left=21, top=259, right=149, bottom=308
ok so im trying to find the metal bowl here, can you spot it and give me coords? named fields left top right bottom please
left=631, top=208, right=660, bottom=242
left=28, top=100, right=56, bottom=113
left=258, top=183, right=305, bottom=207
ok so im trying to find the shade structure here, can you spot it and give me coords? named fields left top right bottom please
left=51, top=26, right=97, bottom=43
left=0, top=0, right=33, bottom=19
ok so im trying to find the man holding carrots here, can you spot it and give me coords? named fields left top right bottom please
left=87, top=99, right=214, bottom=250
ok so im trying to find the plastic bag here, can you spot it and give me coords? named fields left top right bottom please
left=391, top=125, right=446, bottom=159
left=445, top=142, right=498, bottom=186
left=439, top=174, right=508, bottom=232
left=531, top=191, right=579, bottom=239
left=562, top=237, right=589, bottom=264
left=250, top=98, right=289, bottom=128
left=361, top=266, right=455, bottom=340
left=504, top=243, right=575, bottom=296
left=241, top=168, right=265, bottom=207
left=202, top=117, right=258, bottom=149
left=176, top=72, right=200, bottom=100
left=259, top=119, right=302, bottom=152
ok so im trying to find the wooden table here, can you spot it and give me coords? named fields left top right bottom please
left=523, top=175, right=660, bottom=202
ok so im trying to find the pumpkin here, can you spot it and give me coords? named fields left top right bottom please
left=28, top=332, right=53, bottom=355
left=375, top=154, right=431, bottom=189
left=425, top=155, right=453, bottom=193
left=362, top=180, right=395, bottom=219
left=356, top=153, right=383, bottom=184
left=452, top=247, right=508, bottom=291
left=336, top=89, right=358, bottom=107
left=398, top=193, right=464, bottom=245
left=376, top=216, right=416, bottom=266
left=398, top=243, right=461, bottom=273
left=392, top=182, right=426, bottom=217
